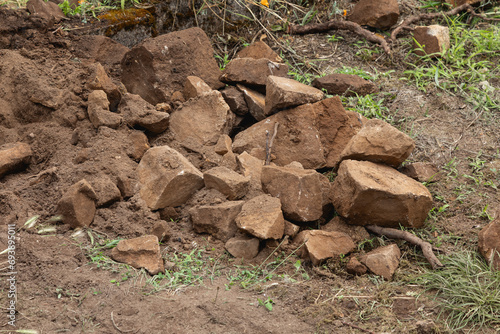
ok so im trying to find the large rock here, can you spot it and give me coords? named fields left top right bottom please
left=339, top=118, right=415, bottom=168
left=87, top=63, right=122, bottom=111
left=478, top=218, right=500, bottom=270
left=137, top=146, right=204, bottom=210
left=265, top=76, right=324, bottom=115
left=413, top=25, right=450, bottom=57
left=190, top=201, right=245, bottom=241
left=169, top=90, right=234, bottom=146
left=236, top=195, right=284, bottom=239
left=237, top=151, right=264, bottom=190
left=111, top=235, right=164, bottom=275
left=359, top=244, right=401, bottom=280
left=221, top=58, right=288, bottom=86
left=348, top=0, right=400, bottom=30
left=120, top=93, right=169, bottom=134
left=294, top=230, right=356, bottom=265
left=87, top=90, right=122, bottom=129
left=121, top=27, right=223, bottom=105
left=72, top=35, right=130, bottom=68
left=235, top=41, right=282, bottom=62
left=312, top=74, right=377, bottom=97
left=233, top=97, right=363, bottom=169
left=203, top=167, right=249, bottom=200
left=331, top=160, right=433, bottom=228
left=225, top=235, right=260, bottom=260
left=26, top=0, right=65, bottom=25
left=57, top=179, right=97, bottom=228
left=0, top=142, right=32, bottom=178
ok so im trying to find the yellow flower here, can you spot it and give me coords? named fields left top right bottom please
left=343, top=10, right=347, bottom=16
left=261, top=0, right=269, bottom=8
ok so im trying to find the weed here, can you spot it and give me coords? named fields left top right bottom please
left=342, top=93, right=390, bottom=120
left=258, top=297, right=274, bottom=311
left=215, top=53, right=230, bottom=71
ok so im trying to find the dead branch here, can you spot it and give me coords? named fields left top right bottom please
left=265, top=122, right=279, bottom=165
left=366, top=225, right=444, bottom=270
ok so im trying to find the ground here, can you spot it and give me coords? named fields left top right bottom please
left=0, top=1, right=499, bottom=333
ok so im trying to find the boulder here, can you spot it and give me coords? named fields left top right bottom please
left=294, top=230, right=356, bottom=266
left=190, top=201, right=245, bottom=241
left=236, top=195, right=284, bottom=239
left=111, top=235, right=164, bottom=275
left=359, top=244, right=401, bottom=280
left=339, top=118, right=415, bottom=168
left=413, top=25, right=450, bottom=57
left=87, top=90, right=122, bottom=129
left=137, top=146, right=204, bottom=210
left=225, top=235, right=260, bottom=260
left=0, top=142, right=32, bottom=178
left=237, top=84, right=266, bottom=121
left=348, top=0, right=400, bottom=30
left=120, top=93, right=169, bottom=134
left=478, top=218, right=500, bottom=270
left=312, top=74, right=377, bottom=97
left=400, top=162, right=442, bottom=183
left=265, top=76, right=324, bottom=115
left=221, top=58, right=288, bottom=86
left=87, top=63, right=122, bottom=111
left=183, top=76, right=213, bottom=100
left=203, top=167, right=250, bottom=200
left=57, top=179, right=97, bottom=228
left=332, top=160, right=433, bottom=228
left=235, top=40, right=282, bottom=62
left=91, top=176, right=121, bottom=207
left=221, top=86, right=249, bottom=116
left=126, top=130, right=150, bottom=161
left=150, top=220, right=172, bottom=243
left=322, top=216, right=370, bottom=243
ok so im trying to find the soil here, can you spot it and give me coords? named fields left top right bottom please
left=0, top=1, right=499, bottom=333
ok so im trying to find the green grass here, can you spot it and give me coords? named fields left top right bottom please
left=341, top=93, right=392, bottom=120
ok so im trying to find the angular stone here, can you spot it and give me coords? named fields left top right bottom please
left=57, top=179, right=97, bottom=228
left=203, top=167, right=250, bottom=200
left=88, top=63, right=122, bottom=111
left=233, top=97, right=362, bottom=169
left=92, top=177, right=121, bottom=207
left=348, top=0, right=400, bottom=30
left=236, top=195, right=284, bottom=239
left=183, top=76, right=213, bottom=100
left=237, top=84, right=266, bottom=121
left=225, top=235, right=260, bottom=260
left=339, top=118, right=415, bottom=168
left=121, top=27, right=223, bottom=105
left=312, top=74, right=377, bottom=97
left=359, top=244, right=401, bottom=280
left=111, top=235, right=164, bottom=275
left=265, top=76, right=324, bottom=114
left=237, top=151, right=264, bottom=189
left=221, top=58, right=288, bottom=86
left=120, top=93, right=169, bottom=134
left=322, top=216, right=370, bottom=243
left=137, top=146, right=204, bottom=210
left=87, top=90, right=122, bottom=129
left=221, top=86, right=249, bottom=116
left=235, top=40, right=282, bottom=62
left=294, top=230, right=356, bottom=266
left=332, top=160, right=433, bottom=228
left=151, top=220, right=172, bottom=243
left=0, top=142, right=32, bottom=178
left=221, top=151, right=238, bottom=171
left=413, top=25, right=450, bottom=57
left=169, top=90, right=234, bottom=146
left=400, top=162, right=442, bottom=183
left=126, top=130, right=150, bottom=161
left=190, top=201, right=245, bottom=241
left=284, top=220, right=300, bottom=238
left=346, top=257, right=368, bottom=275
left=478, top=218, right=500, bottom=270
left=261, top=165, right=325, bottom=222
left=72, top=35, right=130, bottom=68
left=214, top=134, right=232, bottom=155
left=116, top=173, right=135, bottom=199
left=26, top=0, right=65, bottom=25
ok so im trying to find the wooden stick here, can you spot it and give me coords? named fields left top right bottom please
left=265, top=122, right=279, bottom=165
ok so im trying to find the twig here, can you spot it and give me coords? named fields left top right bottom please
left=366, top=225, right=444, bottom=270
left=265, top=122, right=279, bottom=165
left=111, top=311, right=136, bottom=333
left=341, top=321, right=375, bottom=334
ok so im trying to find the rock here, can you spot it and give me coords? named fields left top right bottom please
left=413, top=25, right=450, bottom=57
left=339, top=118, right=415, bottom=168
left=126, top=130, right=150, bottom=161
left=120, top=93, right=169, bottom=134
left=235, top=40, right=282, bottom=62
left=312, top=74, right=377, bottom=97
left=26, top=0, right=65, bottom=25
left=87, top=90, right=122, bottom=129
left=221, top=151, right=238, bottom=171
left=284, top=220, right=300, bottom=238
left=348, top=0, right=400, bottom=30
left=116, top=173, right=135, bottom=199
left=203, top=167, right=249, bottom=200
left=221, top=86, right=249, bottom=116
left=190, top=201, right=245, bottom=241
left=88, top=63, right=122, bottom=112
left=183, top=76, right=213, bottom=100
left=214, top=134, right=232, bottom=155
left=111, top=235, right=164, bottom=275
left=91, top=177, right=121, bottom=207
left=359, top=244, right=401, bottom=280
left=57, top=179, right=97, bottom=228
left=237, top=84, right=266, bottom=121
left=265, top=76, right=324, bottom=115
left=233, top=97, right=362, bottom=169
left=72, top=35, right=130, bottom=68
left=261, top=165, right=325, bottom=222
left=137, top=146, right=204, bottom=210
left=322, top=216, right=370, bottom=243
left=121, top=27, right=223, bottom=105
left=346, top=257, right=367, bottom=275
left=150, top=220, right=172, bottom=243
left=400, top=162, right=442, bottom=183
left=332, top=160, right=433, bottom=228
left=225, top=235, right=260, bottom=260
left=294, top=230, right=356, bottom=266
left=237, top=151, right=264, bottom=189
left=169, top=90, right=234, bottom=146
left=158, top=207, right=181, bottom=222
left=0, top=142, right=32, bottom=178
left=221, top=58, right=288, bottom=86
left=236, top=195, right=284, bottom=239
left=478, top=218, right=500, bottom=270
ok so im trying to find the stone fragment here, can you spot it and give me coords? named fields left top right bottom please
left=190, top=201, right=245, bottom=241
left=151, top=220, right=172, bottom=243
left=120, top=93, right=169, bottom=134
left=312, top=74, right=377, bottom=97
left=237, top=84, right=266, bottom=121
left=235, top=40, right=282, bottom=62
left=478, top=218, right=500, bottom=270
left=121, top=27, right=223, bottom=105
left=72, top=35, right=129, bottom=68
left=169, top=90, right=234, bottom=146
left=111, top=235, right=164, bottom=275
left=57, top=179, right=97, bottom=228
left=265, top=76, right=324, bottom=114
left=221, top=151, right=238, bottom=171
left=137, top=146, right=204, bottom=210
left=237, top=151, right=264, bottom=189
left=294, top=230, right=356, bottom=266
left=413, top=25, right=450, bottom=57
left=221, top=86, right=249, bottom=116
left=261, top=165, right=325, bottom=222
left=346, top=257, right=368, bottom=275
left=322, top=216, right=370, bottom=243
left=221, top=58, right=288, bottom=86
left=359, top=244, right=401, bottom=280
left=88, top=63, right=122, bottom=111
left=339, top=118, right=415, bottom=168
left=284, top=220, right=300, bottom=238
left=126, top=130, right=150, bottom=161
left=183, top=76, right=213, bottom=100
left=92, top=177, right=121, bottom=207
left=400, top=162, right=442, bottom=183
left=225, top=235, right=260, bottom=260
left=214, top=134, right=232, bottom=155
left=0, top=142, right=32, bottom=178
left=116, top=173, right=134, bottom=199
left=332, top=160, right=433, bottom=228
left=26, top=0, right=65, bottom=25
left=87, top=90, right=122, bottom=129
left=348, top=0, right=400, bottom=30
left=236, top=195, right=284, bottom=239
left=203, top=167, right=249, bottom=200
left=171, top=91, right=185, bottom=104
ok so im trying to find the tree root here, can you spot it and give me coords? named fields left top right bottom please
left=366, top=225, right=444, bottom=270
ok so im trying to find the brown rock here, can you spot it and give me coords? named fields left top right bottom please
left=284, top=220, right=300, bottom=238
left=203, top=167, right=249, bottom=200
left=225, top=235, right=260, bottom=260
left=116, top=173, right=135, bottom=199
left=312, top=74, right=377, bottom=97
left=413, top=25, right=450, bottom=57
left=183, top=76, right=213, bottom=100
left=237, top=151, right=264, bottom=190
left=221, top=86, right=249, bottom=116
left=88, top=63, right=122, bottom=111
left=346, top=257, right=368, bottom=275
left=221, top=151, right=238, bottom=171
left=294, top=230, right=356, bottom=266
left=236, top=195, right=284, bottom=239
left=126, top=130, right=150, bottom=161
left=478, top=218, right=500, bottom=270
left=332, top=160, right=433, bottom=228
left=57, top=179, right=97, bottom=228
left=221, top=58, right=288, bottom=86
left=339, top=118, right=415, bottom=168
left=91, top=177, right=121, bottom=207
left=111, top=235, right=164, bottom=275
left=87, top=90, right=122, bottom=129
left=235, top=41, right=282, bottom=62
left=171, top=91, right=185, bottom=104
left=190, top=201, right=245, bottom=241
left=151, top=220, right=172, bottom=243
left=359, top=244, right=401, bottom=280
left=137, top=146, right=204, bottom=210
left=322, top=216, right=370, bottom=243
left=26, top=0, right=65, bottom=25
left=120, top=93, right=169, bottom=134
left=214, top=134, right=232, bottom=155
left=237, top=84, right=266, bottom=121
left=73, top=35, right=129, bottom=68
left=400, top=162, right=442, bottom=183
left=348, top=0, right=400, bottom=30
left=265, top=76, right=324, bottom=115
left=0, top=142, right=32, bottom=178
